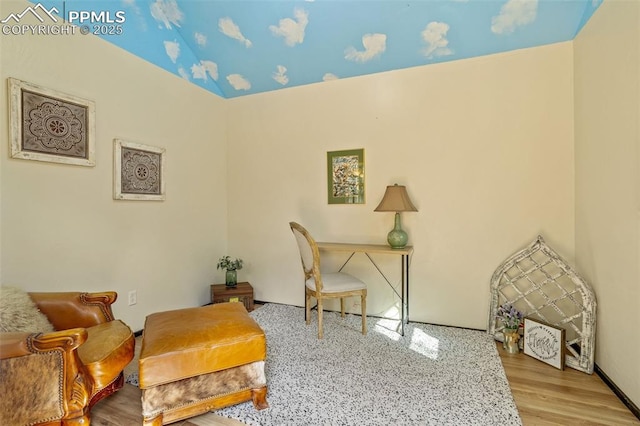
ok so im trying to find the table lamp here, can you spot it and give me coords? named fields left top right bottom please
left=374, top=184, right=418, bottom=249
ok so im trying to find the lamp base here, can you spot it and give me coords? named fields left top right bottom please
left=387, top=212, right=408, bottom=249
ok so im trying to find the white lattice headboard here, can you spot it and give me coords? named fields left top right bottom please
left=487, top=236, right=597, bottom=374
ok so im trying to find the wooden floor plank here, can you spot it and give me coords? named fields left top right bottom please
left=90, top=383, right=245, bottom=426
left=497, top=342, right=639, bottom=425
left=90, top=384, right=143, bottom=426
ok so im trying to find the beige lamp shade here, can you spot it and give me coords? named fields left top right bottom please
left=374, top=184, right=418, bottom=212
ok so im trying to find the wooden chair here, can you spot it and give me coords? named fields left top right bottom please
left=289, top=222, right=367, bottom=339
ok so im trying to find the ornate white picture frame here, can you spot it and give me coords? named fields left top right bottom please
left=8, top=77, right=95, bottom=166
left=114, top=139, right=165, bottom=201
left=487, top=235, right=596, bottom=374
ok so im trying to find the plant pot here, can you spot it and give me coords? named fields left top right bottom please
left=225, top=269, right=238, bottom=287
left=503, top=328, right=520, bottom=354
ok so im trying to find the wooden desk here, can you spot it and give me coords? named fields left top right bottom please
left=316, top=242, right=413, bottom=335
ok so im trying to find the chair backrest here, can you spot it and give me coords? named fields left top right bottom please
left=289, top=222, right=323, bottom=292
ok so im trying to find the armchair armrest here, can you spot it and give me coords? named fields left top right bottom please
left=0, top=328, right=87, bottom=359
left=0, top=329, right=92, bottom=425
left=29, top=291, right=118, bottom=330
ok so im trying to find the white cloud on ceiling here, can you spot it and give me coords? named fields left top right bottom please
left=201, top=60, right=218, bottom=80
left=192, top=61, right=217, bottom=81
left=345, top=33, right=387, bottom=63
left=491, top=0, right=538, bottom=34
left=123, top=0, right=147, bottom=31
left=123, top=0, right=139, bottom=14
left=194, top=32, right=206, bottom=46
left=227, top=74, right=251, bottom=91
left=269, top=8, right=309, bottom=47
left=272, top=65, right=289, bottom=85
left=192, top=63, right=207, bottom=80
left=219, top=17, right=252, bottom=48
left=150, top=0, right=183, bottom=29
left=421, top=21, right=453, bottom=58
left=164, top=40, right=180, bottom=63
left=323, top=73, right=339, bottom=81
left=178, top=66, right=189, bottom=80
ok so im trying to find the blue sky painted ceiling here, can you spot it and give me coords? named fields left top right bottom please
left=33, top=0, right=602, bottom=98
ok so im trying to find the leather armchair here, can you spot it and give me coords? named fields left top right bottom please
left=0, top=291, right=135, bottom=425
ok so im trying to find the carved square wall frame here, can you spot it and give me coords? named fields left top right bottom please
left=8, top=77, right=95, bottom=166
left=114, top=139, right=165, bottom=201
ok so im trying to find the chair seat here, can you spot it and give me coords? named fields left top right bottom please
left=306, top=272, right=366, bottom=293
left=77, top=319, right=135, bottom=393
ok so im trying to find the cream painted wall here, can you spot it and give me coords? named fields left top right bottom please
left=227, top=42, right=575, bottom=329
left=574, top=0, right=640, bottom=407
left=1, top=0, right=637, bottom=407
left=0, top=1, right=228, bottom=331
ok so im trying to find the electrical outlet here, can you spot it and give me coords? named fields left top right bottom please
left=128, top=290, right=137, bottom=306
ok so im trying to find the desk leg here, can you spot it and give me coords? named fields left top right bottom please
left=330, top=250, right=410, bottom=336
left=400, top=254, right=405, bottom=336
left=400, top=254, right=410, bottom=336
left=405, top=254, right=410, bottom=324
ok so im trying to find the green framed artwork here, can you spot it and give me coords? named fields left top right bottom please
left=327, top=148, right=365, bottom=204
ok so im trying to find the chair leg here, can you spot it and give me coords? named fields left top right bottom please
left=317, top=299, right=324, bottom=339
left=361, top=294, right=367, bottom=335
left=340, top=298, right=345, bottom=317
left=305, top=292, right=311, bottom=325
left=62, top=414, right=90, bottom=425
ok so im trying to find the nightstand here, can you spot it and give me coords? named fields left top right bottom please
left=210, top=282, right=254, bottom=312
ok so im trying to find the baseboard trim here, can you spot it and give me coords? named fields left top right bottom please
left=595, top=363, right=640, bottom=420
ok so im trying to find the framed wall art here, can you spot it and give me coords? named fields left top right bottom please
left=523, top=317, right=566, bottom=370
left=327, top=148, right=365, bottom=204
left=114, top=139, right=165, bottom=201
left=8, top=77, right=95, bottom=166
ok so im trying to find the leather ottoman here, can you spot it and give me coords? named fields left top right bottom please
left=139, top=303, right=268, bottom=425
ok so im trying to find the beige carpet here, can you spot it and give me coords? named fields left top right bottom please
left=125, top=304, right=521, bottom=425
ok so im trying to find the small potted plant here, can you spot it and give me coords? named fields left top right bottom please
left=217, top=256, right=243, bottom=287
left=496, top=303, right=523, bottom=354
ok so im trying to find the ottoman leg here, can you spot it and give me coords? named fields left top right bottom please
left=251, top=386, right=269, bottom=410
left=143, top=414, right=163, bottom=426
